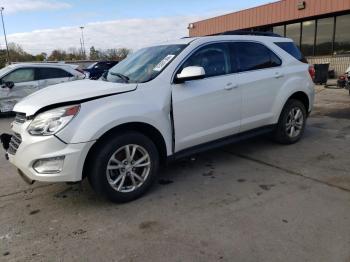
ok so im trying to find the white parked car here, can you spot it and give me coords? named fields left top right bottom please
left=2, top=33, right=314, bottom=202
left=0, top=63, right=85, bottom=114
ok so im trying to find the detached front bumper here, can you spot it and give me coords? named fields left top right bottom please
left=4, top=121, right=95, bottom=183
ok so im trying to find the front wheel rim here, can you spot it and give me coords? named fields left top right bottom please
left=285, top=107, right=304, bottom=138
left=106, top=144, right=151, bottom=193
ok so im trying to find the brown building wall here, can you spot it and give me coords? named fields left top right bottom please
left=189, top=0, right=350, bottom=37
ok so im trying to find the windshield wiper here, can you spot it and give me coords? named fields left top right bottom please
left=110, top=72, right=130, bottom=83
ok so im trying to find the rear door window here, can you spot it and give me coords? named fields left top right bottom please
left=274, top=42, right=307, bottom=63
left=232, top=42, right=282, bottom=73
left=37, top=68, right=73, bottom=80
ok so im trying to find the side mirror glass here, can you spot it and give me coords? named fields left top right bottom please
left=175, top=66, right=205, bottom=83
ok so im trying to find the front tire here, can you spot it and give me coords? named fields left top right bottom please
left=88, top=132, right=159, bottom=203
left=273, top=99, right=307, bottom=144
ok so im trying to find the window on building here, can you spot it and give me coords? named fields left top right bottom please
left=233, top=42, right=281, bottom=72
left=273, top=25, right=285, bottom=37
left=286, top=23, right=301, bottom=47
left=301, top=20, right=316, bottom=56
left=315, top=17, right=334, bottom=56
left=334, top=14, right=350, bottom=55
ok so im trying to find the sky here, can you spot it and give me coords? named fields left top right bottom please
left=0, top=0, right=275, bottom=55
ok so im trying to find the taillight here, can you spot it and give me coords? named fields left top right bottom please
left=339, top=75, right=346, bottom=80
left=308, top=66, right=315, bottom=80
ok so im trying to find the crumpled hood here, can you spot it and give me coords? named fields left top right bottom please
left=14, top=79, right=138, bottom=116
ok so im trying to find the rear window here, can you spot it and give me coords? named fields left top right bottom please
left=274, top=42, right=308, bottom=63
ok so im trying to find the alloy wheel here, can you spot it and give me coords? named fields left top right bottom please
left=285, top=107, right=304, bottom=138
left=106, top=144, right=151, bottom=193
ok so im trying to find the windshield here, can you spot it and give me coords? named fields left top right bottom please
left=106, top=44, right=186, bottom=83
left=0, top=66, right=14, bottom=77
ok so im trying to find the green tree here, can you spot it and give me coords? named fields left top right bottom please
left=89, top=46, right=100, bottom=60
left=48, top=49, right=67, bottom=61
left=34, top=52, right=47, bottom=61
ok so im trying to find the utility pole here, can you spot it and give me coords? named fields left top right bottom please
left=80, top=38, right=84, bottom=58
left=80, top=26, right=86, bottom=59
left=0, top=7, right=10, bottom=64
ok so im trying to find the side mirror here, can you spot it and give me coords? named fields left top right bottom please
left=2, top=81, right=14, bottom=89
left=175, top=66, right=205, bottom=83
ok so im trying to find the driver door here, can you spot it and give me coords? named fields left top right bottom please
left=0, top=68, right=38, bottom=112
left=172, top=43, right=242, bottom=152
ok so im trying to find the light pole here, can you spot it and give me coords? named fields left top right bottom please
left=0, top=7, right=10, bottom=64
left=80, top=26, right=86, bottom=59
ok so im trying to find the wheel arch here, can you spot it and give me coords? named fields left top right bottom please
left=288, top=91, right=310, bottom=114
left=274, top=90, right=310, bottom=123
left=82, top=122, right=168, bottom=179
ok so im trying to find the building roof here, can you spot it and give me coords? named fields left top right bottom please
left=189, top=0, right=350, bottom=37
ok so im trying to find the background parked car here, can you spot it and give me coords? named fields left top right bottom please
left=83, top=61, right=119, bottom=80
left=0, top=63, right=85, bottom=114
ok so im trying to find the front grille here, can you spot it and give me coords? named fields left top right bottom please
left=8, top=133, right=22, bottom=155
left=14, top=113, right=26, bottom=124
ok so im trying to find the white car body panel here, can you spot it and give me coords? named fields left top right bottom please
left=172, top=74, right=241, bottom=152
left=9, top=120, right=94, bottom=182
left=0, top=63, right=84, bottom=113
left=14, top=79, right=138, bottom=116
left=5, top=35, right=315, bottom=183
left=56, top=81, right=173, bottom=155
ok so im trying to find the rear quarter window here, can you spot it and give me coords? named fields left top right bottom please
left=274, top=42, right=308, bottom=63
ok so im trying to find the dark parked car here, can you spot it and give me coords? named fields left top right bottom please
left=84, top=61, right=119, bottom=80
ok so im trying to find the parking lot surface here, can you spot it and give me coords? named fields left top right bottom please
left=0, top=86, right=349, bottom=262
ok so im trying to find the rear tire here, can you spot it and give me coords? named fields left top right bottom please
left=88, top=131, right=159, bottom=203
left=273, top=99, right=307, bottom=144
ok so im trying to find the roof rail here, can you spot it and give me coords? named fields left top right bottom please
left=210, top=30, right=283, bottom=37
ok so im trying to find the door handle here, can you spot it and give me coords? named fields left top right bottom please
left=274, top=72, right=284, bottom=79
left=225, top=82, right=238, bottom=90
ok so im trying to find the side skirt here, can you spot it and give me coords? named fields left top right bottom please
left=168, top=125, right=276, bottom=162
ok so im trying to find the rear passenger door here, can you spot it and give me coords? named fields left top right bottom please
left=231, top=42, right=284, bottom=132
left=37, top=67, right=73, bottom=89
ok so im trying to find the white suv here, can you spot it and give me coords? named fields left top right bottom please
left=2, top=34, right=314, bottom=202
left=0, top=63, right=85, bottom=114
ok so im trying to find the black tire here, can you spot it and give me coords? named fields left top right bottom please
left=273, top=99, right=307, bottom=144
left=88, top=131, right=159, bottom=203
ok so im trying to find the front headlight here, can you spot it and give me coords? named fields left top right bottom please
left=27, top=105, right=80, bottom=136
